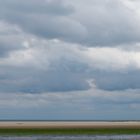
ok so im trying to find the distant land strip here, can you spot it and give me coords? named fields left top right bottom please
left=0, top=121, right=140, bottom=128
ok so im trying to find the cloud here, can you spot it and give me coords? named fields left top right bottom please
left=0, top=0, right=140, bottom=120
left=0, top=0, right=140, bottom=46
left=0, top=0, right=87, bottom=44
left=1, top=0, right=74, bottom=15
left=0, top=88, right=140, bottom=120
left=0, top=22, right=28, bottom=57
left=92, top=70, right=140, bottom=91
left=1, top=25, right=140, bottom=93
left=0, top=35, right=91, bottom=93
left=1, top=36, right=140, bottom=93
left=72, top=0, right=140, bottom=46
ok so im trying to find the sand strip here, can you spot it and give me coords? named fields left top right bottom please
left=0, top=121, right=140, bottom=128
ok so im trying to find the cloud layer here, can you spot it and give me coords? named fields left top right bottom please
left=0, top=0, right=140, bottom=119
left=1, top=0, right=140, bottom=46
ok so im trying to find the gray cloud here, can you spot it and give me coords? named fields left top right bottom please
left=0, top=0, right=140, bottom=46
left=0, top=67, right=89, bottom=93
left=0, top=22, right=28, bottom=57
left=0, top=31, right=140, bottom=93
left=1, top=0, right=74, bottom=15
left=0, top=88, right=140, bottom=120
left=70, top=0, right=140, bottom=46
left=91, top=70, right=140, bottom=91
left=0, top=0, right=140, bottom=120
left=0, top=0, right=87, bottom=43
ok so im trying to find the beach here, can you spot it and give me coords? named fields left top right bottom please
left=0, top=121, right=140, bottom=128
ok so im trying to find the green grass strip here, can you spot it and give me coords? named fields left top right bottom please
left=0, top=128, right=140, bottom=136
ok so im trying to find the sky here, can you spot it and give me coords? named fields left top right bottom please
left=0, top=0, right=140, bottom=120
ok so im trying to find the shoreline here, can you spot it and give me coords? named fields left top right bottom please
left=0, top=121, right=140, bottom=135
left=0, top=121, right=140, bottom=128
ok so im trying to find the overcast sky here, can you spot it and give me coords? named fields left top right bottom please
left=0, top=0, right=140, bottom=120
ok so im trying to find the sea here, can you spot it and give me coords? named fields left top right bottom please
left=0, top=135, right=140, bottom=140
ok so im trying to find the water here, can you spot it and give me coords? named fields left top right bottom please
left=0, top=135, right=140, bottom=140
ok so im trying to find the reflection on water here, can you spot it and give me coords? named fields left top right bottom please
left=0, top=135, right=140, bottom=140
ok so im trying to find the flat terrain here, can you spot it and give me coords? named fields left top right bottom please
left=0, top=121, right=140, bottom=128
left=0, top=121, right=140, bottom=135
